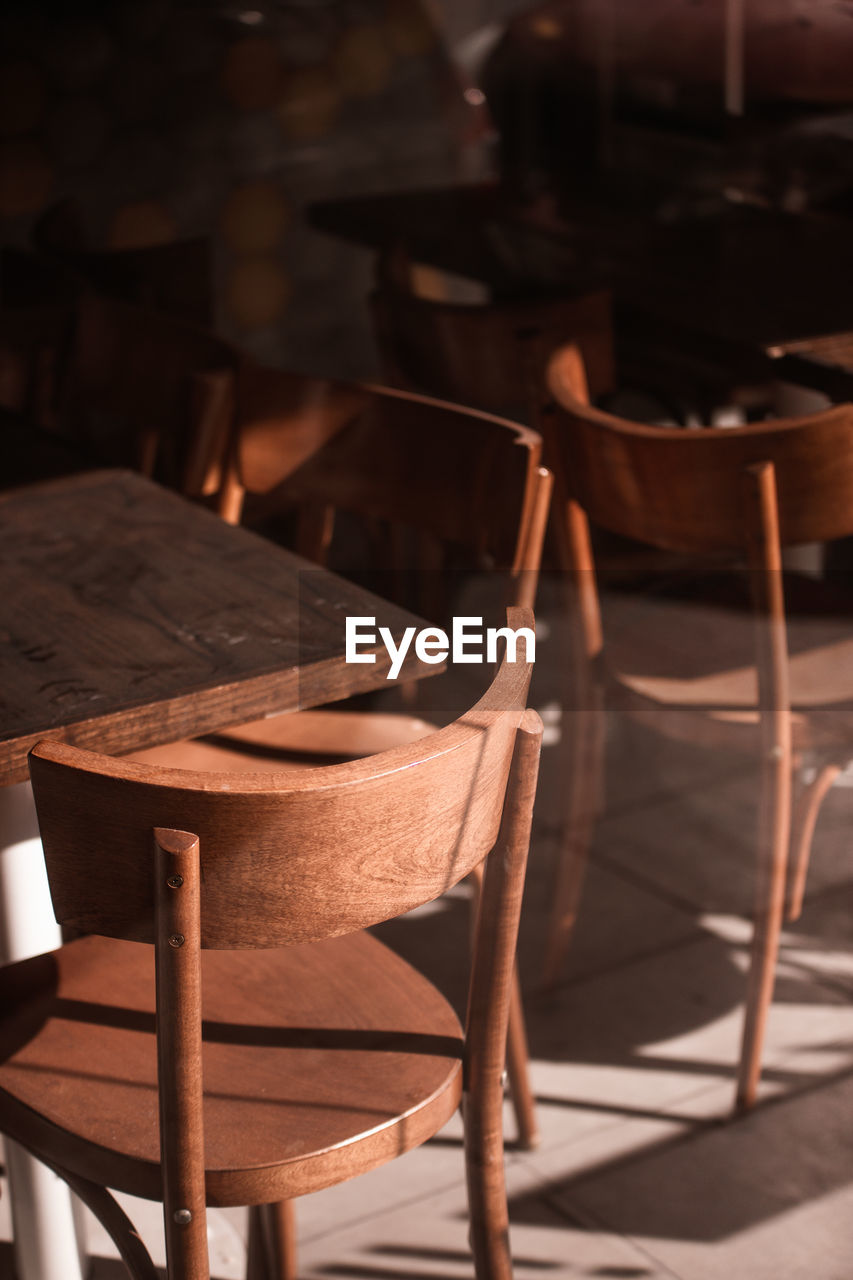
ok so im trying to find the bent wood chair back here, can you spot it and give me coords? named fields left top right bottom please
left=230, top=366, right=553, bottom=614
left=548, top=342, right=853, bottom=726
left=59, top=294, right=238, bottom=500
left=371, top=270, right=614, bottom=432
left=27, top=623, right=540, bottom=1278
left=549, top=345, right=853, bottom=559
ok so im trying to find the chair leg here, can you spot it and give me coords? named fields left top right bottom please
left=38, top=1158, right=159, bottom=1280
left=246, top=1202, right=297, bottom=1280
left=463, top=1089, right=513, bottom=1280
left=735, top=741, right=791, bottom=1111
left=246, top=1206, right=266, bottom=1280
left=505, top=966, right=539, bottom=1150
left=542, top=705, right=605, bottom=989
left=469, top=868, right=538, bottom=1150
left=787, top=762, right=840, bottom=922
left=267, top=1202, right=297, bottom=1280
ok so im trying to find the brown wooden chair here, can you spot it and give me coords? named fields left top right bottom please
left=544, top=342, right=853, bottom=1111
left=58, top=294, right=238, bottom=501
left=137, top=368, right=553, bottom=1150
left=370, top=262, right=614, bottom=430
left=0, top=620, right=541, bottom=1280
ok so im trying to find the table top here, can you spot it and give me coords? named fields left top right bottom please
left=310, top=181, right=853, bottom=350
left=0, top=469, right=432, bottom=786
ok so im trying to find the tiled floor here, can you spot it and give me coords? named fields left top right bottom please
left=2, top=578, right=852, bottom=1278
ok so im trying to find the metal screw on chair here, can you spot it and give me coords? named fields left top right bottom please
left=169, top=933, right=185, bottom=948
left=173, top=1208, right=192, bottom=1225
left=166, top=874, right=183, bottom=889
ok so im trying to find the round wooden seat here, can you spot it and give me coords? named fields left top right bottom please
left=0, top=931, right=463, bottom=1207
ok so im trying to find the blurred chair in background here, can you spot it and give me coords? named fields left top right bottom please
left=370, top=245, right=614, bottom=430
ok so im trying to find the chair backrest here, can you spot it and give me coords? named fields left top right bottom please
left=548, top=344, right=853, bottom=756
left=548, top=344, right=853, bottom=555
left=370, top=270, right=614, bottom=428
left=231, top=364, right=553, bottom=607
left=59, top=294, right=238, bottom=497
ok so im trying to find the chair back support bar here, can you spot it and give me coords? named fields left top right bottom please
left=154, top=829, right=208, bottom=1274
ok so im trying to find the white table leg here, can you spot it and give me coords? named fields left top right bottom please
left=0, top=782, right=86, bottom=1280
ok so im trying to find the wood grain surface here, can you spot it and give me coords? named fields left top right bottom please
left=0, top=469, right=434, bottom=785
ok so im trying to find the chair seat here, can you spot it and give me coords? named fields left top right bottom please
left=131, top=709, right=438, bottom=772
left=0, top=931, right=463, bottom=1207
left=602, top=573, right=853, bottom=753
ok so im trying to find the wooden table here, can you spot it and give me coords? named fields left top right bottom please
left=0, top=467, right=436, bottom=1280
left=0, top=468, right=433, bottom=786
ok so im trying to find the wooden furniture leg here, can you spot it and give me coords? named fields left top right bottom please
left=465, top=715, right=541, bottom=1279
left=246, top=1203, right=297, bottom=1280
left=736, top=739, right=791, bottom=1110
left=469, top=865, right=538, bottom=1150
left=787, top=762, right=840, bottom=922
left=542, top=704, right=605, bottom=989
left=737, top=462, right=792, bottom=1112
left=505, top=967, right=539, bottom=1150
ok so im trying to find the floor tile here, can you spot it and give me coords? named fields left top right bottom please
left=540, top=1074, right=853, bottom=1280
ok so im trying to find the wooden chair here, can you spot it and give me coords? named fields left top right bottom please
left=370, top=264, right=614, bottom=429
left=58, top=294, right=238, bottom=501
left=544, top=342, right=853, bottom=1111
left=0, top=620, right=542, bottom=1280
left=137, top=368, right=553, bottom=1150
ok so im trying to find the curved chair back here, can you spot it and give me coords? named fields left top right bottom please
left=548, top=345, right=853, bottom=555
left=372, top=278, right=614, bottom=427
left=231, top=367, right=553, bottom=609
